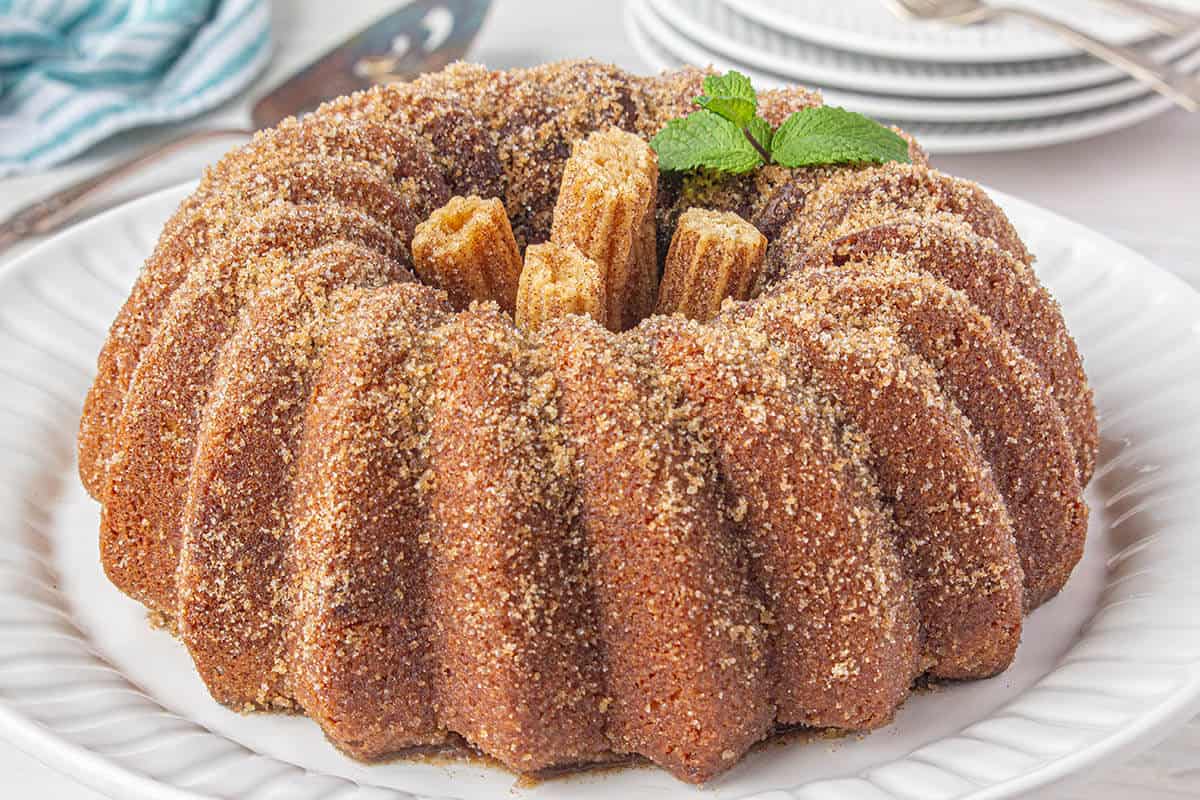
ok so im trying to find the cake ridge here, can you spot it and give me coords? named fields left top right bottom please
left=180, top=243, right=415, bottom=707
left=426, top=305, right=611, bottom=769
left=77, top=118, right=450, bottom=497
left=773, top=266, right=1087, bottom=607
left=643, top=313, right=921, bottom=728
left=100, top=202, right=412, bottom=615
left=288, top=282, right=454, bottom=755
left=732, top=294, right=1026, bottom=678
left=781, top=212, right=1098, bottom=484
left=541, top=314, right=774, bottom=781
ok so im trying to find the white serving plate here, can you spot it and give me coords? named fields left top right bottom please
left=721, top=0, right=1200, bottom=63
left=0, top=182, right=1199, bottom=800
left=650, top=0, right=1200, bottom=98
left=628, top=0, right=1200, bottom=153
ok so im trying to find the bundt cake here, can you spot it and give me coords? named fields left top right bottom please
left=77, top=60, right=1096, bottom=785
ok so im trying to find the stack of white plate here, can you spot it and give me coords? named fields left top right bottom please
left=625, top=0, right=1200, bottom=152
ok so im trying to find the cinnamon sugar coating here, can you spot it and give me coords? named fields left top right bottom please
left=784, top=162, right=1032, bottom=264
left=540, top=316, right=773, bottom=781
left=289, top=284, right=454, bottom=755
left=643, top=315, right=920, bottom=727
left=783, top=215, right=1097, bottom=485
left=730, top=296, right=1025, bottom=678
left=634, top=65, right=713, bottom=140
left=428, top=307, right=610, bottom=769
left=318, top=80, right=506, bottom=200
left=102, top=204, right=411, bottom=617
left=78, top=117, right=448, bottom=498
left=79, top=60, right=1097, bottom=786
left=771, top=269, right=1087, bottom=608
left=181, top=244, right=414, bottom=708
left=750, top=130, right=925, bottom=244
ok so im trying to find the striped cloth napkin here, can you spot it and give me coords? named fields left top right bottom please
left=0, top=0, right=271, bottom=177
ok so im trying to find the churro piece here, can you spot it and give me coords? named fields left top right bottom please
left=656, top=208, right=767, bottom=321
left=516, top=242, right=607, bottom=332
left=411, top=195, right=522, bottom=313
left=551, top=128, right=657, bottom=331
left=631, top=214, right=658, bottom=319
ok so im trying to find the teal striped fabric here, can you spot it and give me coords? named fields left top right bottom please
left=0, top=0, right=271, bottom=176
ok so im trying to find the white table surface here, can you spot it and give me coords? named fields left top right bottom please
left=1, top=1, right=1197, bottom=797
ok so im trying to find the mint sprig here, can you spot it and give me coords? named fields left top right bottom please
left=650, top=70, right=912, bottom=175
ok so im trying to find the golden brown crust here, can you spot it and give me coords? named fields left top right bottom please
left=550, top=128, right=658, bottom=330
left=783, top=215, right=1097, bottom=485
left=180, top=244, right=412, bottom=708
left=755, top=86, right=825, bottom=126
left=516, top=242, right=608, bottom=332
left=412, top=195, right=522, bottom=313
left=427, top=307, right=610, bottom=770
left=317, top=81, right=505, bottom=200
left=541, top=316, right=773, bottom=782
left=289, top=283, right=454, bottom=756
left=783, top=162, right=1032, bottom=264
left=101, top=203, right=408, bottom=616
left=733, top=296, right=1025, bottom=679
left=644, top=315, right=920, bottom=728
left=774, top=269, right=1087, bottom=608
left=91, top=111, right=452, bottom=600
left=656, top=208, right=766, bottom=321
left=77, top=117, right=448, bottom=498
left=79, top=60, right=1098, bottom=786
left=748, top=138, right=930, bottom=249
left=77, top=191, right=208, bottom=498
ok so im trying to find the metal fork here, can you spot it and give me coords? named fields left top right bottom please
left=887, top=0, right=1200, bottom=112
left=1100, top=0, right=1200, bottom=35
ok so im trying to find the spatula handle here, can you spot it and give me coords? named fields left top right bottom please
left=0, top=127, right=250, bottom=255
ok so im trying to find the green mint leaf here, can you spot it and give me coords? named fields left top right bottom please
left=694, top=70, right=757, bottom=127
left=651, top=109, right=766, bottom=174
left=770, top=107, right=912, bottom=168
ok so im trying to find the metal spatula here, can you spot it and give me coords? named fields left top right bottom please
left=0, top=0, right=491, bottom=254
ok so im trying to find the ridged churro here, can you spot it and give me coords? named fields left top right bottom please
left=516, top=242, right=608, bottom=332
left=656, top=208, right=766, bottom=321
left=550, top=128, right=658, bottom=330
left=412, top=195, right=522, bottom=313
